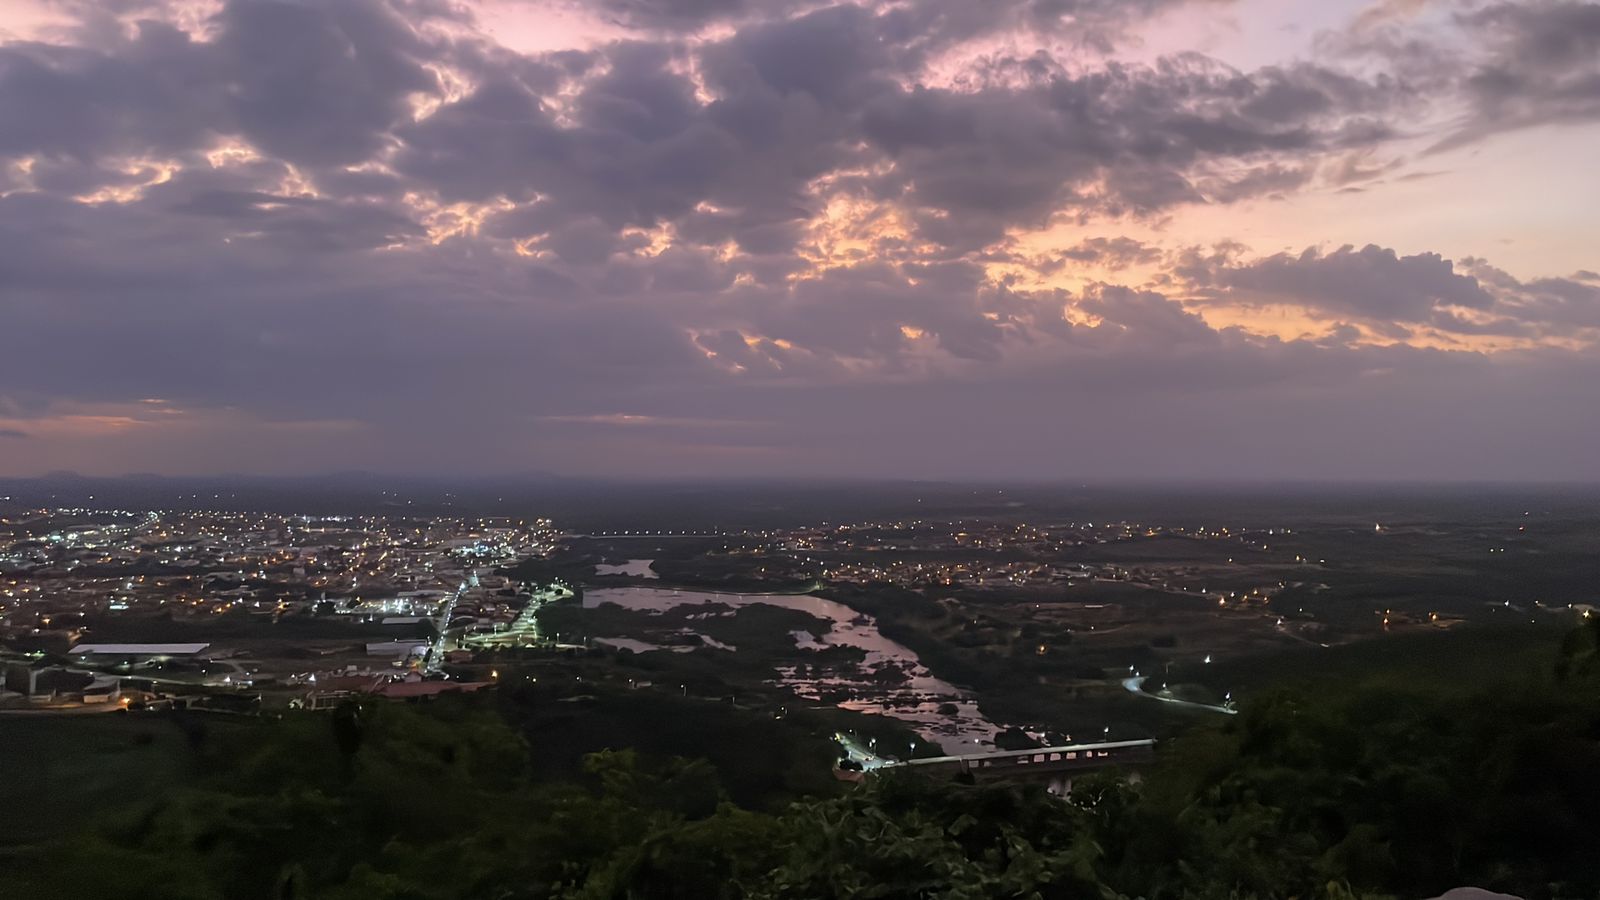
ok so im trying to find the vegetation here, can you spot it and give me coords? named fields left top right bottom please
left=5, top=619, right=1600, bottom=899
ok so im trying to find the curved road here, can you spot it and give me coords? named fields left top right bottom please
left=1120, top=676, right=1237, bottom=715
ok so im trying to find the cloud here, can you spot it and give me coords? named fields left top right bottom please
left=1042, top=237, right=1162, bottom=272
left=590, top=0, right=798, bottom=32
left=1352, top=0, right=1431, bottom=32
left=1461, top=261, right=1600, bottom=331
left=1170, top=243, right=1600, bottom=344
left=591, top=0, right=1220, bottom=49
left=1413, top=1, right=1600, bottom=150
left=2, top=0, right=1416, bottom=260
left=0, top=0, right=1594, bottom=479
left=1214, top=244, right=1493, bottom=322
left=0, top=0, right=459, bottom=187
left=538, top=412, right=755, bottom=428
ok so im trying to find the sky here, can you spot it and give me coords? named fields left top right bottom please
left=0, top=0, right=1597, bottom=481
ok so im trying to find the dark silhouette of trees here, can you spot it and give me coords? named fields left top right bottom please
left=7, top=622, right=1600, bottom=899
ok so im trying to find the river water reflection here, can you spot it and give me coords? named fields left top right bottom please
left=583, top=586, right=998, bottom=749
left=594, top=559, right=658, bottom=578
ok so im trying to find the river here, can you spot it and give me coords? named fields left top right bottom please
left=582, top=585, right=998, bottom=749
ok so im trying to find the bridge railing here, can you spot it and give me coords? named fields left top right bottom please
left=887, top=738, right=1156, bottom=777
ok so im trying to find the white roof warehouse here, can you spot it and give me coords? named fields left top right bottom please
left=69, top=643, right=211, bottom=657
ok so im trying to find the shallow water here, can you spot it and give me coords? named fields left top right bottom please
left=594, top=559, right=658, bottom=578
left=583, top=586, right=998, bottom=749
left=595, top=636, right=685, bottom=654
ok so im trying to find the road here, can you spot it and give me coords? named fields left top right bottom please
left=835, top=732, right=896, bottom=771
left=464, top=582, right=573, bottom=649
left=423, top=576, right=470, bottom=673
left=0, top=703, right=128, bottom=716
left=1121, top=676, right=1237, bottom=715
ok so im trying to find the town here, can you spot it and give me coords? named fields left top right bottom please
left=4, top=498, right=1578, bottom=747
left=1, top=507, right=558, bottom=712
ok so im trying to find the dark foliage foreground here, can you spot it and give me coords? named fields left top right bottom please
left=6, top=619, right=1600, bottom=900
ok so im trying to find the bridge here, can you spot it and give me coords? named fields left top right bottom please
left=577, top=531, right=729, bottom=538
left=882, top=738, right=1156, bottom=793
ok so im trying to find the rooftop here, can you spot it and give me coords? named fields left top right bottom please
left=69, top=642, right=210, bottom=656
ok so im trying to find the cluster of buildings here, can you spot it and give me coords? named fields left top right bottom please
left=699, top=519, right=1281, bottom=593
left=0, top=506, right=562, bottom=711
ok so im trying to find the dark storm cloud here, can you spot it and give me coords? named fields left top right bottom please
left=384, top=2, right=1416, bottom=262
left=1194, top=162, right=1314, bottom=203
left=1436, top=0, right=1600, bottom=149
left=0, top=0, right=451, bottom=198
left=1209, top=244, right=1494, bottom=321
left=0, top=21, right=219, bottom=163
left=1078, top=285, right=1222, bottom=348
left=1332, top=0, right=1600, bottom=151
left=1046, top=237, right=1162, bottom=271
left=842, top=56, right=1406, bottom=248
left=703, top=5, right=904, bottom=106
left=0, top=0, right=1596, bottom=479
left=871, top=0, right=1239, bottom=60
left=594, top=0, right=1218, bottom=48
left=2, top=166, right=1596, bottom=477
left=675, top=205, right=809, bottom=255
left=4, top=0, right=1416, bottom=259
left=173, top=189, right=424, bottom=252
left=1462, top=261, right=1600, bottom=331
left=394, top=43, right=765, bottom=232
left=209, top=0, right=440, bottom=167
left=593, top=0, right=784, bottom=31
left=389, top=76, right=566, bottom=203
left=0, top=185, right=712, bottom=425
left=768, top=260, right=1010, bottom=362
left=1172, top=243, right=1600, bottom=342
left=7, top=160, right=1447, bottom=423
left=23, top=155, right=165, bottom=197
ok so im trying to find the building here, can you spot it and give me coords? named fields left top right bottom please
left=2, top=661, right=113, bottom=703
left=68, top=643, right=210, bottom=663
left=365, top=640, right=428, bottom=659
